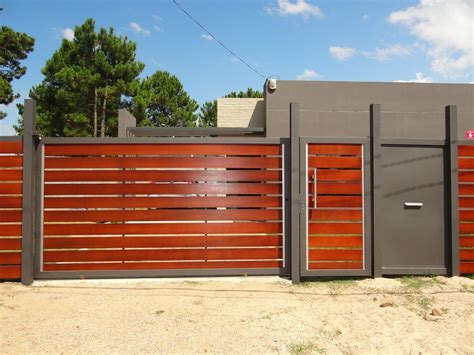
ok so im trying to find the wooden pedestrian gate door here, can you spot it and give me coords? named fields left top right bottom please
left=35, top=140, right=288, bottom=278
left=300, top=139, right=372, bottom=277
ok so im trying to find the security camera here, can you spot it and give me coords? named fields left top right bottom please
left=267, top=79, right=277, bottom=91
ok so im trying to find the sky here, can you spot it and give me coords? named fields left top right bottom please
left=1, top=0, right=473, bottom=134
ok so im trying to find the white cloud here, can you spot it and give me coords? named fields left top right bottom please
left=394, top=72, right=433, bottom=83
left=0, top=123, right=15, bottom=136
left=266, top=0, right=323, bottom=19
left=153, top=25, right=161, bottom=32
left=129, top=22, right=151, bottom=36
left=152, top=15, right=162, bottom=21
left=388, top=0, right=474, bottom=77
left=201, top=34, right=213, bottom=41
left=362, top=14, right=369, bottom=21
left=230, top=57, right=240, bottom=63
left=62, top=28, right=74, bottom=41
left=361, top=44, right=412, bottom=61
left=296, top=69, right=320, bottom=80
left=329, top=46, right=357, bottom=61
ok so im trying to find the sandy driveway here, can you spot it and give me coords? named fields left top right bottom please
left=0, top=276, right=473, bottom=354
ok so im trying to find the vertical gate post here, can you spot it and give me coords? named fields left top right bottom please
left=21, top=99, right=36, bottom=285
left=370, top=104, right=382, bottom=277
left=290, top=102, right=301, bottom=284
left=118, top=109, right=136, bottom=137
left=446, top=105, right=459, bottom=276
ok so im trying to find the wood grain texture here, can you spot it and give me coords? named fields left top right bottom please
left=308, top=144, right=361, bottom=155
left=308, top=223, right=362, bottom=235
left=308, top=236, right=362, bottom=248
left=309, top=209, right=362, bottom=221
left=308, top=249, right=363, bottom=261
left=0, top=141, right=22, bottom=153
left=0, top=265, right=20, bottom=278
left=308, top=156, right=361, bottom=169
left=308, top=262, right=363, bottom=270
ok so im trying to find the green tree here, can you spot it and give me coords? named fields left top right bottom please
left=26, top=18, right=144, bottom=137
left=196, top=88, right=263, bottom=127
left=131, top=70, right=198, bottom=127
left=0, top=26, right=34, bottom=119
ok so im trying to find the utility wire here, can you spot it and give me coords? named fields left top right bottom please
left=173, top=0, right=266, bottom=79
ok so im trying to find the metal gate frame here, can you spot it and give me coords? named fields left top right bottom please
left=299, top=137, right=372, bottom=277
left=33, top=136, right=290, bottom=280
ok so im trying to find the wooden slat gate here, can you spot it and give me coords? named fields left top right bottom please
left=34, top=138, right=289, bottom=279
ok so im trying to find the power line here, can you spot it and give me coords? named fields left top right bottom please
left=172, top=0, right=266, bottom=79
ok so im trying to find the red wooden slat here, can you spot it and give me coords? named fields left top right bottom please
left=0, top=252, right=21, bottom=264
left=0, top=197, right=22, bottom=208
left=458, top=146, right=474, bottom=156
left=308, top=262, right=363, bottom=270
left=45, top=144, right=281, bottom=156
left=45, top=170, right=282, bottom=183
left=0, top=156, right=22, bottom=167
left=308, top=144, right=362, bottom=155
left=44, top=196, right=282, bottom=209
left=311, top=196, right=362, bottom=208
left=44, top=209, right=282, bottom=222
left=308, top=157, right=361, bottom=169
left=459, top=172, right=474, bottom=182
left=308, top=223, right=362, bottom=235
left=44, top=222, right=282, bottom=236
left=309, top=209, right=362, bottom=221
left=0, top=183, right=22, bottom=194
left=460, top=210, right=474, bottom=221
left=459, top=184, right=474, bottom=195
left=0, top=169, right=22, bottom=181
left=308, top=249, right=362, bottom=261
left=0, top=265, right=21, bottom=279
left=311, top=170, right=362, bottom=182
left=44, top=182, right=282, bottom=196
left=460, top=249, right=474, bottom=260
left=0, top=238, right=21, bottom=250
left=458, top=158, right=474, bottom=169
left=0, top=211, right=22, bottom=222
left=460, top=262, right=474, bottom=274
left=0, top=141, right=22, bottom=154
left=459, top=197, right=474, bottom=208
left=43, top=260, right=281, bottom=271
left=43, top=248, right=283, bottom=262
left=45, top=157, right=281, bottom=169
left=0, top=225, right=21, bottom=236
left=460, top=223, right=474, bottom=234
left=44, top=235, right=282, bottom=249
left=460, top=236, right=474, bottom=247
left=311, top=183, right=361, bottom=195
left=308, top=236, right=362, bottom=248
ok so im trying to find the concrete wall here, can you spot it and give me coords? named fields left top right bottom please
left=265, top=80, right=473, bottom=140
left=217, top=98, right=265, bottom=128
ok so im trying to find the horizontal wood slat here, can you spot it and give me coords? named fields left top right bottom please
left=0, top=211, right=22, bottom=222
left=45, top=157, right=281, bottom=169
left=0, top=183, right=22, bottom=194
left=308, top=156, right=361, bottom=169
left=460, top=249, right=474, bottom=260
left=308, top=144, right=362, bottom=155
left=460, top=263, right=474, bottom=274
left=460, top=197, right=474, bottom=208
left=45, top=144, right=281, bottom=156
left=0, top=156, right=22, bottom=168
left=0, top=169, right=22, bottom=181
left=44, top=182, right=281, bottom=196
left=0, top=252, right=21, bottom=264
left=311, top=182, right=361, bottom=195
left=460, top=223, right=474, bottom=234
left=309, top=209, right=362, bottom=221
left=44, top=248, right=283, bottom=263
left=459, top=184, right=474, bottom=195
left=43, top=260, right=281, bottom=271
left=44, top=209, right=282, bottom=222
left=459, top=146, right=474, bottom=274
left=459, top=171, right=474, bottom=182
left=44, top=222, right=282, bottom=236
left=0, top=265, right=21, bottom=279
left=45, top=170, right=282, bottom=183
left=0, top=141, right=22, bottom=154
left=0, top=197, right=22, bottom=208
left=458, top=158, right=474, bottom=169
left=458, top=146, right=474, bottom=156
left=308, top=249, right=362, bottom=261
left=460, top=236, right=474, bottom=247
left=44, top=196, right=281, bottom=209
left=308, top=262, right=363, bottom=270
left=44, top=235, right=281, bottom=249
left=310, top=196, right=362, bottom=208
left=308, top=236, right=362, bottom=248
left=0, top=238, right=21, bottom=250
left=0, top=225, right=21, bottom=236
left=308, top=223, right=362, bottom=235
left=310, top=170, right=362, bottom=182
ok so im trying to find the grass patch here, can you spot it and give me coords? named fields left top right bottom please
left=298, top=278, right=358, bottom=289
left=289, top=341, right=325, bottom=354
left=399, top=275, right=445, bottom=290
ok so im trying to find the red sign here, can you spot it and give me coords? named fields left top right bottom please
left=466, top=130, right=474, bottom=140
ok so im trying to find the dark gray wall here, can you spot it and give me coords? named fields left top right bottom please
left=265, top=81, right=473, bottom=139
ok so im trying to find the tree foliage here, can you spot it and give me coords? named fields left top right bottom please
left=131, top=70, right=198, bottom=127
left=26, top=18, right=144, bottom=137
left=0, top=26, right=34, bottom=120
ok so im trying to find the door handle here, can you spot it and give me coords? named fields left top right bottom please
left=404, top=202, right=423, bottom=208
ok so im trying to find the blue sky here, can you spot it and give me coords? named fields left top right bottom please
left=1, top=0, right=473, bottom=134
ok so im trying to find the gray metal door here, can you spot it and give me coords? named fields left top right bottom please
left=381, top=145, right=447, bottom=275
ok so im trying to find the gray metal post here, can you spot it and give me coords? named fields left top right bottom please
left=446, top=105, right=459, bottom=276
left=21, top=99, right=36, bottom=285
left=370, top=104, right=382, bottom=277
left=118, top=109, right=137, bottom=137
left=290, top=102, right=301, bottom=284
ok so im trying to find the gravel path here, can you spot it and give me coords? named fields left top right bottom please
left=1, top=276, right=473, bottom=354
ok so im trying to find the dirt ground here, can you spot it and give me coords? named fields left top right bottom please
left=0, top=276, right=473, bottom=354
